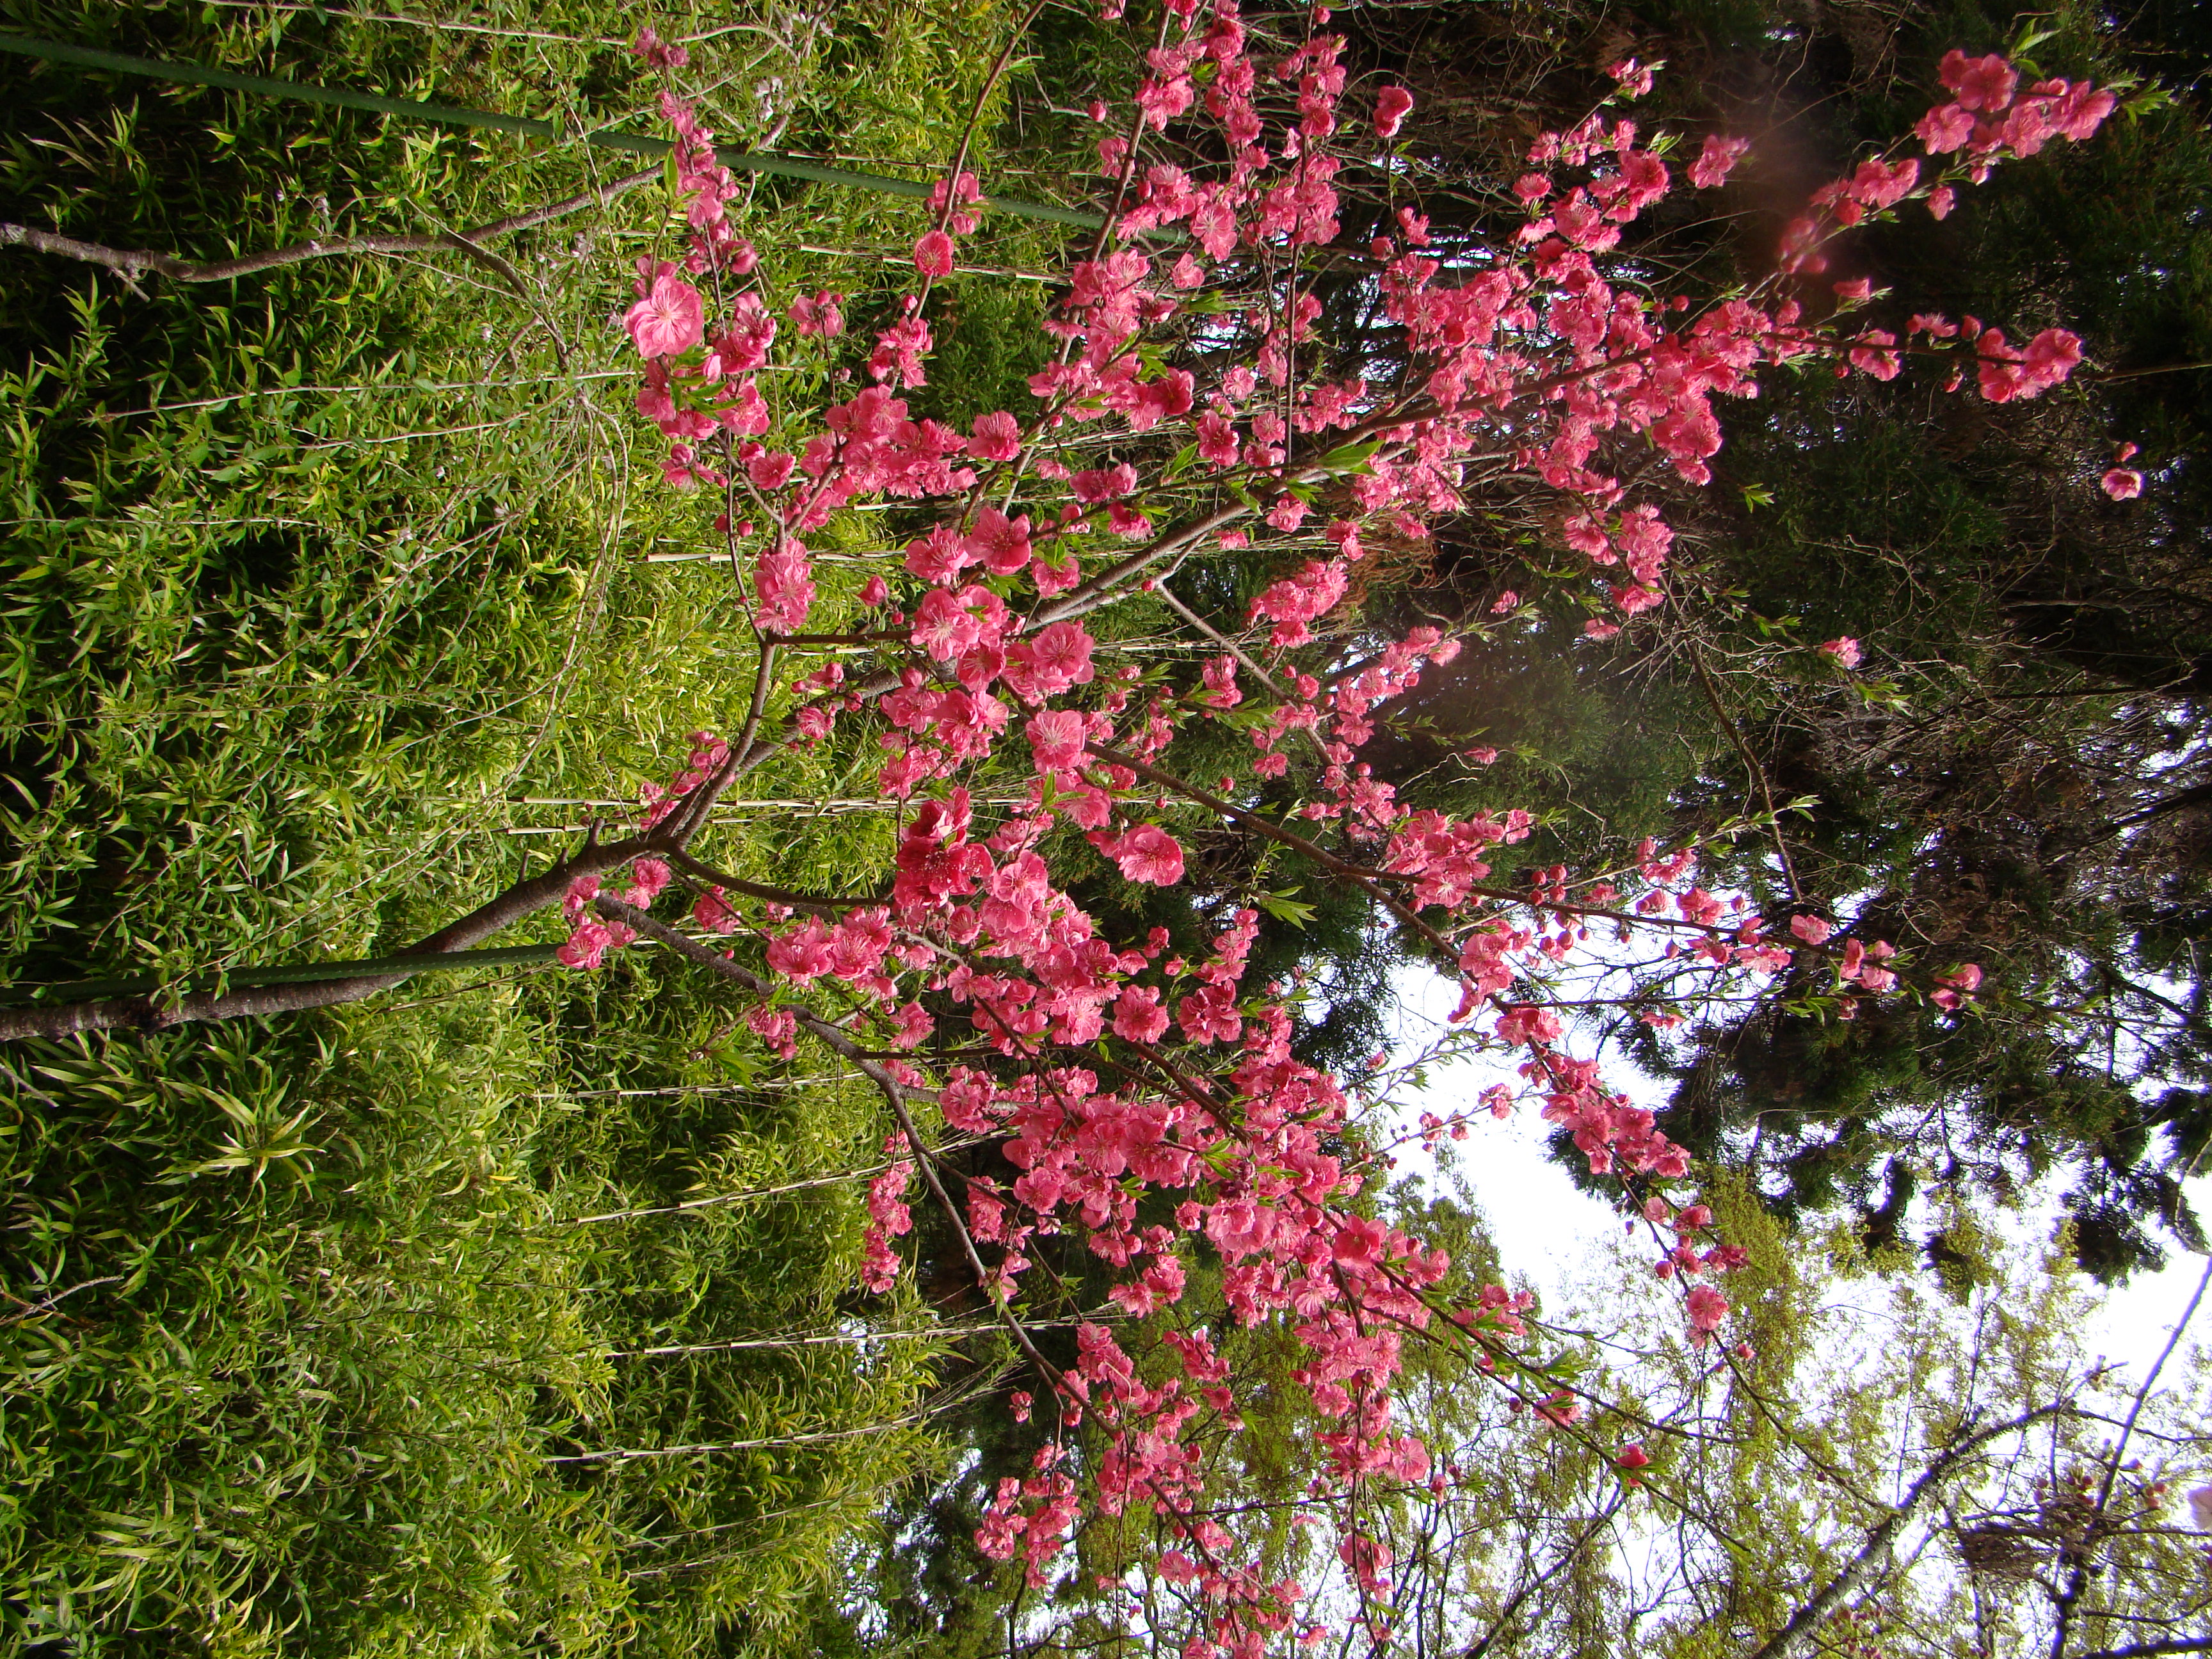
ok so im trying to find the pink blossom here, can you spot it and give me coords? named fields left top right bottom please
left=2022, top=327, right=2083, bottom=392
left=630, top=26, right=689, bottom=68
left=1916, top=103, right=1976, bottom=154
left=1027, top=709, right=1089, bottom=773
left=914, top=230, right=957, bottom=278
left=1205, top=1198, right=1272, bottom=1262
left=709, top=293, right=776, bottom=374
left=1614, top=584, right=1664, bottom=615
left=1848, top=330, right=1902, bottom=380
left=968, top=410, right=1022, bottom=462
left=755, top=541, right=816, bottom=634
left=966, top=508, right=1033, bottom=575
left=1135, top=72, right=1193, bottom=131
left=1689, top=134, right=1751, bottom=189
left=1105, top=824, right=1186, bottom=886
left=790, top=291, right=846, bottom=337
left=557, top=918, right=613, bottom=969
left=1818, top=636, right=1863, bottom=669
left=1005, top=621, right=1096, bottom=700
left=1072, top=463, right=1138, bottom=503
left=1372, top=86, right=1415, bottom=140
left=1197, top=412, right=1239, bottom=467
left=1685, top=1283, right=1730, bottom=1337
left=693, top=886, right=738, bottom=934
left=563, top=873, right=602, bottom=925
left=1125, top=370, right=1194, bottom=431
left=624, top=269, right=705, bottom=359
left=1250, top=557, right=1349, bottom=646
left=2055, top=83, right=2117, bottom=141
left=1113, top=984, right=1171, bottom=1043
left=746, top=449, right=795, bottom=491
left=1939, top=50, right=2017, bottom=113
left=1931, top=961, right=1985, bottom=1010
left=623, top=857, right=671, bottom=907
left=1201, top=655, right=1241, bottom=709
left=2102, top=467, right=2144, bottom=501
left=1605, top=58, right=1655, bottom=97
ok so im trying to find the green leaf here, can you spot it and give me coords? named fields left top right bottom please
left=1314, top=437, right=1384, bottom=473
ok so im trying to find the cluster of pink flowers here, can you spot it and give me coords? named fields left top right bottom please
left=860, top=1150, right=915, bottom=1293
left=562, top=14, right=2133, bottom=1649
left=1916, top=51, right=2116, bottom=164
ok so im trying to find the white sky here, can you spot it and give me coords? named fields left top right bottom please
left=1383, top=968, right=2212, bottom=1374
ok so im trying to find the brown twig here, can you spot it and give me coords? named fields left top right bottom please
left=0, top=832, right=665, bottom=1042
left=1689, top=644, right=1806, bottom=904
left=1, top=166, right=657, bottom=287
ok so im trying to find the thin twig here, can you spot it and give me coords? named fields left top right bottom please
left=1, top=166, right=656, bottom=285
left=1689, top=643, right=1805, bottom=904
left=1, top=1276, right=124, bottom=1327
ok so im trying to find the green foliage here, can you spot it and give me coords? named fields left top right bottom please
left=0, top=981, right=961, bottom=1656
left=0, top=0, right=1081, bottom=1650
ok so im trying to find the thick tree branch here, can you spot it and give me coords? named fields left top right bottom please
left=0, top=833, right=665, bottom=1043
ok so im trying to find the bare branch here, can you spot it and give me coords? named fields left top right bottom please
left=1, top=166, right=655, bottom=287
left=1743, top=1404, right=2077, bottom=1659
left=2051, top=1256, right=2212, bottom=1659
left=0, top=833, right=662, bottom=1043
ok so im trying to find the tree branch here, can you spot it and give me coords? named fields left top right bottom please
left=665, top=851, right=885, bottom=917
left=2051, top=1255, right=2212, bottom=1659
left=1742, top=1404, right=2075, bottom=1659
left=1689, top=644, right=1806, bottom=904
left=1, top=166, right=657, bottom=286
left=0, top=833, right=671, bottom=1043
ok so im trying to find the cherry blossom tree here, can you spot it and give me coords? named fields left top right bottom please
left=568, top=17, right=2122, bottom=1651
